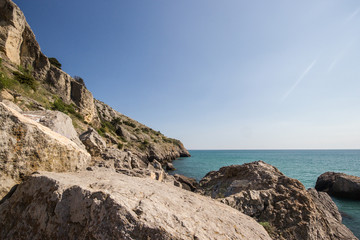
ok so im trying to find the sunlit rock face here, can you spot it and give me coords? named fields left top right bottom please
left=199, top=161, right=357, bottom=240
left=0, top=102, right=90, bottom=198
left=0, top=170, right=272, bottom=240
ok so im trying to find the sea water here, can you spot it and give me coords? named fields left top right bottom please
left=171, top=150, right=360, bottom=237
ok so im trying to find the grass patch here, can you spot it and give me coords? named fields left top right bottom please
left=139, top=139, right=150, bottom=150
left=259, top=222, right=275, bottom=235
left=13, top=71, right=38, bottom=91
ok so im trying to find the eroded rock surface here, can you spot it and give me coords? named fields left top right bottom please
left=174, top=174, right=199, bottom=192
left=0, top=102, right=90, bottom=198
left=199, top=161, right=357, bottom=240
left=79, top=127, right=106, bottom=156
left=23, top=109, right=85, bottom=149
left=315, top=172, right=360, bottom=200
left=0, top=170, right=272, bottom=240
left=0, top=0, right=95, bottom=122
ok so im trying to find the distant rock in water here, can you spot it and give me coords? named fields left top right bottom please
left=0, top=170, right=272, bottom=240
left=315, top=172, right=360, bottom=200
left=199, top=161, right=357, bottom=240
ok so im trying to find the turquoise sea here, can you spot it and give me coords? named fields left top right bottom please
left=171, top=150, right=360, bottom=237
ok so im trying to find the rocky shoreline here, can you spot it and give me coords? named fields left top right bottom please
left=0, top=0, right=358, bottom=239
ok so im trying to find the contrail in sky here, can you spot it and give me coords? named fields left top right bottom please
left=282, top=60, right=317, bottom=101
left=345, top=8, right=360, bottom=22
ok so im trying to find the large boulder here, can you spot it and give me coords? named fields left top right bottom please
left=0, top=170, right=272, bottom=240
left=0, top=102, right=90, bottom=198
left=315, top=172, right=360, bottom=200
left=199, top=161, right=357, bottom=240
left=23, top=110, right=85, bottom=149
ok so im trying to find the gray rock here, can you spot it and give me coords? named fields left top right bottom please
left=0, top=170, right=272, bottom=240
left=165, top=162, right=176, bottom=171
left=199, top=161, right=357, bottom=240
left=1, top=99, right=22, bottom=112
left=79, top=127, right=106, bottom=156
left=0, top=102, right=90, bottom=198
left=174, top=174, right=199, bottom=192
left=315, top=172, right=360, bottom=200
left=23, top=110, right=85, bottom=149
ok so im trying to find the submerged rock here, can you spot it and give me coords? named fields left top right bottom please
left=0, top=170, right=271, bottom=240
left=199, top=161, right=357, bottom=240
left=0, top=102, right=90, bottom=198
left=315, top=172, right=360, bottom=200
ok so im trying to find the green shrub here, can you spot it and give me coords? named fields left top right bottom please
left=0, top=71, right=5, bottom=90
left=123, top=120, right=136, bottom=128
left=52, top=98, right=83, bottom=120
left=117, top=143, right=124, bottom=150
left=141, top=127, right=150, bottom=133
left=49, top=57, right=61, bottom=69
left=139, top=140, right=150, bottom=150
left=13, top=71, right=37, bottom=91
left=111, top=117, right=122, bottom=126
left=259, top=222, right=274, bottom=235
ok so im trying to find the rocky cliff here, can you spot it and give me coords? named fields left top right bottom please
left=0, top=0, right=189, bottom=168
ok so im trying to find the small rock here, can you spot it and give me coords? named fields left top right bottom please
left=165, top=162, right=176, bottom=171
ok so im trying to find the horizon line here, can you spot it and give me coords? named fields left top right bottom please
left=187, top=148, right=360, bottom=151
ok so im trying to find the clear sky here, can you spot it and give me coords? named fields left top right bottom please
left=14, top=0, right=360, bottom=149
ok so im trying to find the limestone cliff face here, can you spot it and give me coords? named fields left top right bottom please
left=0, top=0, right=95, bottom=122
left=0, top=0, right=189, bottom=163
left=94, top=99, right=190, bottom=164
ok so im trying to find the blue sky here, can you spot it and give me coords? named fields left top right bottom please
left=14, top=0, right=360, bottom=149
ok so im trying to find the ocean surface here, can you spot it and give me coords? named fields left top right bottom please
left=171, top=150, right=360, bottom=237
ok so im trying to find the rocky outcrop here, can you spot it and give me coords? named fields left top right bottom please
left=0, top=0, right=189, bottom=165
left=0, top=0, right=95, bottom=122
left=0, top=102, right=90, bottom=198
left=0, top=0, right=49, bottom=79
left=315, top=172, right=360, bottom=200
left=79, top=127, right=106, bottom=156
left=174, top=174, right=199, bottom=192
left=94, top=99, right=190, bottom=163
left=23, top=109, right=85, bottom=149
left=199, top=161, right=357, bottom=240
left=0, top=170, right=271, bottom=240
